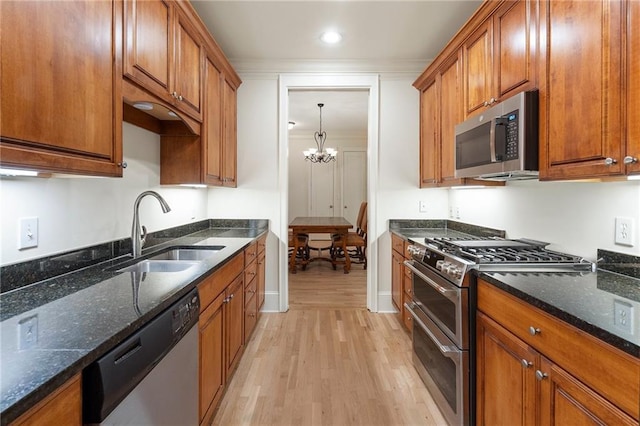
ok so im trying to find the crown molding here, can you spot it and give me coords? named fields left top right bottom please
left=230, top=58, right=432, bottom=76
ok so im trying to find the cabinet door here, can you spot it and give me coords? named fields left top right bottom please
left=420, top=80, right=439, bottom=187
left=391, top=250, right=403, bottom=311
left=204, top=55, right=223, bottom=185
left=538, top=357, right=637, bottom=425
left=222, top=79, right=238, bottom=187
left=463, top=19, right=494, bottom=117
left=123, top=0, right=172, bottom=100
left=1, top=0, right=122, bottom=176
left=225, top=275, right=244, bottom=375
left=627, top=0, right=640, bottom=176
left=10, top=374, right=81, bottom=426
left=494, top=0, right=537, bottom=100
left=476, top=313, right=538, bottom=426
left=174, top=9, right=203, bottom=121
left=539, top=0, right=624, bottom=179
left=199, top=292, right=225, bottom=425
left=440, top=52, right=464, bottom=183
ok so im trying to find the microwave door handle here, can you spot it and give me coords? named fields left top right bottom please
left=489, top=117, right=498, bottom=162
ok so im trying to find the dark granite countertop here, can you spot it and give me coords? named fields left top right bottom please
left=389, top=219, right=640, bottom=359
left=0, top=220, right=268, bottom=425
left=479, top=268, right=640, bottom=357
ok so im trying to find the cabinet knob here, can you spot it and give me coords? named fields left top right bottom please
left=521, top=359, right=533, bottom=368
left=489, top=97, right=496, bottom=105
left=604, top=157, right=618, bottom=165
left=529, top=326, right=541, bottom=336
left=118, top=162, right=128, bottom=169
left=624, top=156, right=638, bottom=165
left=535, top=370, right=548, bottom=381
left=178, top=95, right=183, bottom=101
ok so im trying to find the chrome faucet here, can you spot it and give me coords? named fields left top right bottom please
left=131, top=191, right=171, bottom=258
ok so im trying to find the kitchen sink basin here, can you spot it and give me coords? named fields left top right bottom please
left=148, top=246, right=225, bottom=261
left=117, top=260, right=200, bottom=273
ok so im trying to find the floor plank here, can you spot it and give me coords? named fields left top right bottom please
left=212, top=267, right=447, bottom=425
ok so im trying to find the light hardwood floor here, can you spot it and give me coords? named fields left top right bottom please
left=212, top=263, right=447, bottom=425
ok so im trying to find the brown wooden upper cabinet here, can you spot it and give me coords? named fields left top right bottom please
left=123, top=0, right=203, bottom=122
left=539, top=0, right=626, bottom=180
left=0, top=0, right=124, bottom=177
left=417, top=49, right=502, bottom=188
left=626, top=0, right=640, bottom=177
left=463, top=0, right=538, bottom=118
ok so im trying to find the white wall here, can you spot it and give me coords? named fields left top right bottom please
left=288, top=133, right=367, bottom=222
left=449, top=180, right=640, bottom=259
left=0, top=123, right=209, bottom=266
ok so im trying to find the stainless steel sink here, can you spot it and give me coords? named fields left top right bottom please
left=117, top=260, right=200, bottom=273
left=148, top=246, right=225, bottom=261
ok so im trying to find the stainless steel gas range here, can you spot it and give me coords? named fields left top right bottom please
left=403, top=236, right=594, bottom=426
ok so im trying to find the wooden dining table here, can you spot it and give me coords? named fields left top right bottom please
left=289, top=216, right=353, bottom=274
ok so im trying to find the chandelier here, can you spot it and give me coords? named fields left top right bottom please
left=303, top=103, right=337, bottom=163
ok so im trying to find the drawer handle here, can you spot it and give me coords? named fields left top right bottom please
left=521, top=359, right=532, bottom=369
left=535, top=370, right=548, bottom=381
left=529, top=326, right=541, bottom=336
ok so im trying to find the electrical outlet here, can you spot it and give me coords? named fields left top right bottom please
left=455, top=207, right=461, bottom=219
left=614, top=299, right=633, bottom=334
left=419, top=201, right=428, bottom=213
left=18, top=314, right=38, bottom=350
left=614, top=217, right=635, bottom=247
left=18, top=217, right=38, bottom=250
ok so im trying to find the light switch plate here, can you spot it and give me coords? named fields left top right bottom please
left=18, top=217, right=38, bottom=250
left=419, top=201, right=428, bottom=213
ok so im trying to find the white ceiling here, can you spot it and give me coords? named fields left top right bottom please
left=191, top=0, right=483, bottom=134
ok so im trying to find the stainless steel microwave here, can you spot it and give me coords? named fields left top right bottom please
left=454, top=90, right=539, bottom=181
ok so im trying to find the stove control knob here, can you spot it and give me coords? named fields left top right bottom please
left=436, top=260, right=445, bottom=270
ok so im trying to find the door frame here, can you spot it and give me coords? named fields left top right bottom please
left=278, top=74, right=380, bottom=312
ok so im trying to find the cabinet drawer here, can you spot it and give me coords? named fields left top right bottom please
left=244, top=242, right=258, bottom=266
left=391, top=234, right=404, bottom=254
left=257, top=235, right=266, bottom=255
left=401, top=303, right=413, bottom=332
left=244, top=260, right=257, bottom=287
left=244, top=292, right=257, bottom=340
left=403, top=271, right=412, bottom=298
left=198, top=253, right=243, bottom=312
left=244, top=277, right=257, bottom=307
left=403, top=241, right=411, bottom=258
left=478, top=279, right=640, bottom=419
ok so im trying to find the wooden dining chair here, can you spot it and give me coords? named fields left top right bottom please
left=288, top=230, right=310, bottom=269
left=331, top=202, right=368, bottom=269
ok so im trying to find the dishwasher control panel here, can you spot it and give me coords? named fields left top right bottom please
left=171, top=291, right=200, bottom=339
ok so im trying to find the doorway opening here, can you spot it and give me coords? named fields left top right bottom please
left=287, top=89, right=368, bottom=308
left=278, top=74, right=379, bottom=313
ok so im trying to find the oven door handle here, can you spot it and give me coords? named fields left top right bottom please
left=404, top=302, right=459, bottom=356
left=403, top=261, right=458, bottom=302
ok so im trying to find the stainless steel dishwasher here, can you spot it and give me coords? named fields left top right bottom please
left=83, top=288, right=200, bottom=425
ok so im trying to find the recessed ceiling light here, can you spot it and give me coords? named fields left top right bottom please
left=132, top=102, right=153, bottom=111
left=167, top=111, right=178, bottom=117
left=320, top=31, right=342, bottom=44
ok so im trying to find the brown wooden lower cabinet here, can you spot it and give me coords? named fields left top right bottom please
left=10, top=374, right=81, bottom=426
left=199, top=291, right=225, bottom=425
left=198, top=252, right=244, bottom=426
left=477, top=280, right=640, bottom=425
